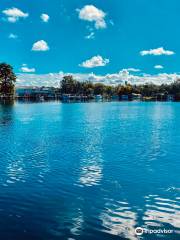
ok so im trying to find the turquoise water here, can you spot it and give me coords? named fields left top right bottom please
left=0, top=101, right=179, bottom=240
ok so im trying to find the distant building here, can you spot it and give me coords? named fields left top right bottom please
left=167, top=94, right=174, bottom=101
left=16, top=86, right=37, bottom=97
left=95, top=95, right=103, bottom=101
left=156, top=93, right=167, bottom=101
left=131, top=93, right=142, bottom=100
left=111, top=95, right=119, bottom=101
left=16, top=87, right=57, bottom=100
left=62, top=94, right=71, bottom=101
left=120, top=95, right=129, bottom=101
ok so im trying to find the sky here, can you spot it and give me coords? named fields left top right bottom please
left=1, top=0, right=180, bottom=86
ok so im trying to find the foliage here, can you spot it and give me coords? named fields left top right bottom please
left=60, top=75, right=180, bottom=98
left=0, top=63, right=16, bottom=96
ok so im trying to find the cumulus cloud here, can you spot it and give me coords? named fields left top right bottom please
left=125, top=68, right=141, bottom=72
left=40, top=13, right=50, bottom=22
left=154, top=65, right=164, bottom=69
left=32, top=40, right=49, bottom=51
left=20, top=64, right=35, bottom=73
left=78, top=5, right=107, bottom=29
left=9, top=33, right=18, bottom=39
left=80, top=55, right=109, bottom=68
left=16, top=71, right=180, bottom=87
left=2, top=7, right=28, bottom=22
left=140, top=47, right=174, bottom=56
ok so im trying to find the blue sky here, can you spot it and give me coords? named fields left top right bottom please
left=0, top=0, right=180, bottom=86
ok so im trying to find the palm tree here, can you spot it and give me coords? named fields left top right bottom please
left=0, top=63, right=16, bottom=98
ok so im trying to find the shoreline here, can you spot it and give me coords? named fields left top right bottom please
left=0, top=99, right=179, bottom=105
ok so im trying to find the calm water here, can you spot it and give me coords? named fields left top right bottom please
left=0, top=101, right=179, bottom=240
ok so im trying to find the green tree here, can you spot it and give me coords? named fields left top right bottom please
left=93, top=83, right=105, bottom=95
left=0, top=63, right=16, bottom=97
left=117, top=84, right=133, bottom=95
left=60, top=75, right=78, bottom=94
left=82, top=81, right=94, bottom=95
left=105, top=85, right=114, bottom=96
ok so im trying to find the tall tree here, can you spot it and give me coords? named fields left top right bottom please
left=93, top=83, right=105, bottom=95
left=60, top=75, right=78, bottom=94
left=0, top=63, right=16, bottom=97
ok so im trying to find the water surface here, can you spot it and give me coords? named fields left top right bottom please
left=0, top=102, right=179, bottom=239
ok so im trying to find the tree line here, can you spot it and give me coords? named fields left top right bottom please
left=60, top=75, right=180, bottom=99
left=1, top=63, right=180, bottom=100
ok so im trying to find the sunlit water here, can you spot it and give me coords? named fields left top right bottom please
left=0, top=101, right=179, bottom=240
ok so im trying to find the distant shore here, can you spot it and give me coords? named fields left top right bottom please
left=0, top=98, right=179, bottom=104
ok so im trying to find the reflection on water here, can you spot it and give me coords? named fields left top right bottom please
left=79, top=162, right=102, bottom=187
left=0, top=101, right=14, bottom=126
left=101, top=193, right=180, bottom=239
left=143, top=195, right=180, bottom=229
left=78, top=133, right=103, bottom=187
left=78, top=106, right=104, bottom=187
left=70, top=210, right=84, bottom=236
left=0, top=102, right=179, bottom=240
left=101, top=201, right=137, bottom=240
left=6, top=158, right=25, bottom=185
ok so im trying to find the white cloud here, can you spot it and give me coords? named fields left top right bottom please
left=40, top=13, right=50, bottom=23
left=2, top=7, right=28, bottom=22
left=80, top=55, right=109, bottom=68
left=95, top=19, right=106, bottom=29
left=32, top=40, right=49, bottom=51
left=20, top=64, right=35, bottom=73
left=125, top=68, right=141, bottom=72
left=154, top=65, right=164, bottom=69
left=9, top=33, right=18, bottom=39
left=78, top=5, right=107, bottom=29
left=16, top=71, right=180, bottom=87
left=140, top=47, right=174, bottom=56
left=85, top=32, right=95, bottom=39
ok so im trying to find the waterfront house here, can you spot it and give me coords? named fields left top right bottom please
left=62, top=94, right=89, bottom=102
left=131, top=93, right=142, bottom=101
left=16, top=87, right=57, bottom=100
left=120, top=95, right=129, bottom=101
left=16, top=87, right=37, bottom=98
left=62, top=94, right=71, bottom=101
left=156, top=93, right=167, bottom=101
left=167, top=94, right=174, bottom=101
left=111, top=95, right=119, bottom=101
left=95, top=95, right=103, bottom=101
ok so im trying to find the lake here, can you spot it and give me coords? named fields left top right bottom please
left=0, top=101, right=179, bottom=240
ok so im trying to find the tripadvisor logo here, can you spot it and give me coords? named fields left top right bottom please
left=135, top=227, right=173, bottom=235
left=135, top=227, right=143, bottom=235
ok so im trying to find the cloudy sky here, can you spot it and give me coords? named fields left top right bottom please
left=0, top=0, right=180, bottom=86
